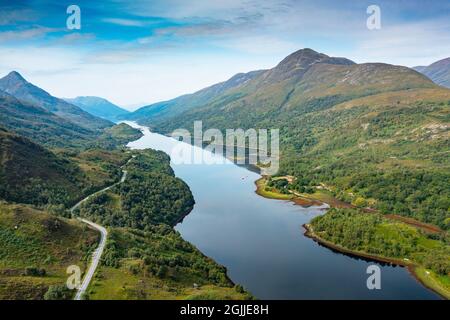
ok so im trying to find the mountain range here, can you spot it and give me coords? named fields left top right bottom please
left=65, top=96, right=129, bottom=122
left=0, top=72, right=112, bottom=130
left=414, top=57, right=450, bottom=88
left=123, top=69, right=266, bottom=123
left=125, top=48, right=437, bottom=132
left=0, top=72, right=119, bottom=148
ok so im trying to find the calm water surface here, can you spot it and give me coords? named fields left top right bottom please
left=125, top=121, right=439, bottom=300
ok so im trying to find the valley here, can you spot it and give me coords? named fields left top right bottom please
left=0, top=47, right=448, bottom=300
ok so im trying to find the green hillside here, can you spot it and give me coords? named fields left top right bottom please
left=75, top=149, right=195, bottom=229
left=0, top=91, right=96, bottom=149
left=0, top=202, right=98, bottom=300
left=0, top=128, right=133, bottom=209
left=88, top=227, right=250, bottom=300
left=98, top=123, right=143, bottom=148
left=0, top=129, right=86, bottom=207
left=123, top=70, right=266, bottom=123
left=74, top=149, right=249, bottom=300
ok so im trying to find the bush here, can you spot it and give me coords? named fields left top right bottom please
left=24, top=267, right=46, bottom=277
left=44, top=285, right=72, bottom=300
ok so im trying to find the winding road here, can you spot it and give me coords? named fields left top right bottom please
left=70, top=155, right=134, bottom=300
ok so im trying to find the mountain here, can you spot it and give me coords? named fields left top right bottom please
left=123, top=69, right=266, bottom=122
left=127, top=48, right=450, bottom=229
left=65, top=96, right=129, bottom=122
left=0, top=72, right=112, bottom=130
left=128, top=48, right=434, bottom=131
left=0, top=89, right=96, bottom=148
left=0, top=128, right=87, bottom=206
left=414, top=58, right=450, bottom=88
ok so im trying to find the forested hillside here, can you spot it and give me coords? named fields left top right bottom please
left=309, top=209, right=450, bottom=298
left=0, top=129, right=86, bottom=207
left=76, top=149, right=195, bottom=229
left=0, top=126, right=141, bottom=210
left=0, top=91, right=95, bottom=149
left=74, top=149, right=249, bottom=300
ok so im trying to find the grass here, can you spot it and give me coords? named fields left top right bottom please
left=255, top=178, right=294, bottom=200
left=86, top=227, right=252, bottom=300
left=415, top=267, right=450, bottom=300
left=255, top=178, right=326, bottom=207
left=0, top=202, right=98, bottom=299
left=89, top=267, right=248, bottom=300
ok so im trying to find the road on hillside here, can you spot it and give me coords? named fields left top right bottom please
left=70, top=156, right=135, bottom=300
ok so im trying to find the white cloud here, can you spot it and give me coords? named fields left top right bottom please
left=0, top=8, right=39, bottom=26
left=0, top=45, right=275, bottom=106
left=102, top=18, right=147, bottom=27
left=0, top=26, right=58, bottom=42
left=351, top=18, right=450, bottom=66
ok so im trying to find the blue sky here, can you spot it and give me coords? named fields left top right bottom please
left=0, top=0, right=449, bottom=108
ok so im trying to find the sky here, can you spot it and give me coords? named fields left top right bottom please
left=0, top=0, right=449, bottom=109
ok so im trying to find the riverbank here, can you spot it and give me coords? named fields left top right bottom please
left=303, top=223, right=449, bottom=300
left=255, top=177, right=324, bottom=207
left=255, top=176, right=449, bottom=300
left=255, top=177, right=443, bottom=234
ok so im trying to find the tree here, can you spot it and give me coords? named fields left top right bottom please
left=44, top=285, right=72, bottom=300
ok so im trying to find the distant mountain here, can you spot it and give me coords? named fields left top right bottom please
left=414, top=58, right=450, bottom=88
left=0, top=72, right=112, bottom=130
left=65, top=96, right=129, bottom=122
left=123, top=69, right=266, bottom=122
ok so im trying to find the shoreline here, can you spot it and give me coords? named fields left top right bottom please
left=254, top=177, right=325, bottom=207
left=129, top=122, right=448, bottom=300
left=254, top=175, right=448, bottom=300
left=303, top=223, right=449, bottom=300
left=124, top=124, right=245, bottom=294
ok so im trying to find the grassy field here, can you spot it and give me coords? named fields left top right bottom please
left=0, top=202, right=98, bottom=299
